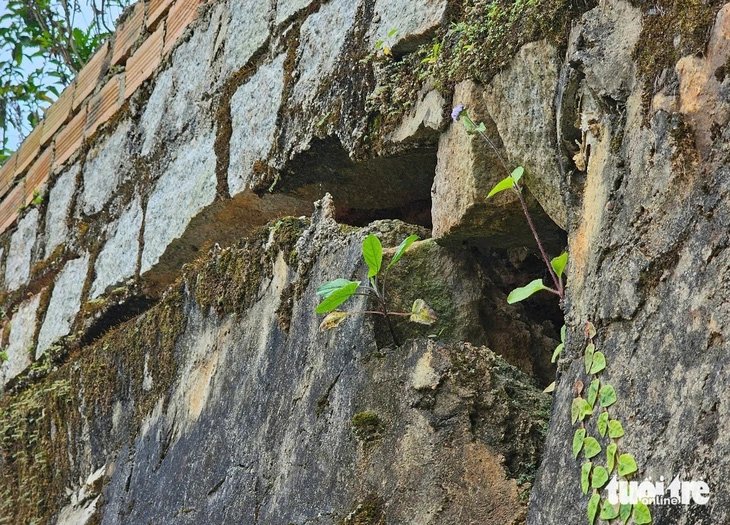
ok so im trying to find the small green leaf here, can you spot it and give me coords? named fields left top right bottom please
left=591, top=466, right=608, bottom=489
left=475, top=122, right=486, bottom=133
left=584, top=343, right=595, bottom=374
left=507, top=279, right=549, bottom=304
left=316, top=279, right=360, bottom=298
left=583, top=437, right=601, bottom=459
left=589, top=351, right=606, bottom=374
left=543, top=381, right=555, bottom=393
left=551, top=252, right=568, bottom=280
left=587, top=493, right=600, bottom=525
left=600, top=385, right=617, bottom=408
left=487, top=175, right=515, bottom=198
left=387, top=234, right=418, bottom=270
left=551, top=343, right=564, bottom=363
left=599, top=498, right=620, bottom=520
left=572, top=398, right=593, bottom=424
left=375, top=40, right=383, bottom=49
left=571, top=398, right=582, bottom=424
left=319, top=311, right=349, bottom=331
left=587, top=379, right=599, bottom=408
left=561, top=324, right=566, bottom=343
left=581, top=462, right=592, bottom=494
left=388, top=28, right=398, bottom=37
left=362, top=234, right=383, bottom=278
left=315, top=282, right=360, bottom=314
left=633, top=501, right=652, bottom=524
left=0, top=350, right=7, bottom=362
left=608, top=419, right=625, bottom=439
left=598, top=411, right=609, bottom=437
left=511, top=166, right=524, bottom=184
left=617, top=454, right=638, bottom=477
left=607, top=443, right=618, bottom=473
left=619, top=503, right=632, bottom=525
left=410, top=299, right=437, bottom=325
left=573, top=428, right=586, bottom=459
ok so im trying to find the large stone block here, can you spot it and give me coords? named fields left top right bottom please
left=222, top=0, right=273, bottom=78
left=274, top=0, right=312, bottom=25
left=90, top=197, right=143, bottom=299
left=228, top=54, right=286, bottom=196
left=370, top=0, right=447, bottom=53
left=483, top=41, right=566, bottom=229
left=81, top=120, right=133, bottom=216
left=1, top=294, right=41, bottom=387
left=140, top=7, right=223, bottom=156
left=291, top=0, right=359, bottom=113
left=4, top=208, right=40, bottom=291
left=36, top=253, right=89, bottom=358
left=44, top=165, right=78, bottom=258
left=141, top=129, right=217, bottom=274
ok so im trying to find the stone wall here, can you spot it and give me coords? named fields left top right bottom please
left=3, top=0, right=729, bottom=523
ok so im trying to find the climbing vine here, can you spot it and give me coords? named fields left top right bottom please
left=454, top=105, right=650, bottom=523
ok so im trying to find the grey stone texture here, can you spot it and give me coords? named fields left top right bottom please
left=81, top=120, right=133, bottom=215
left=222, top=0, right=272, bottom=78
left=370, top=0, right=447, bottom=53
left=274, top=0, right=312, bottom=25
left=4, top=209, right=40, bottom=292
left=228, top=54, right=286, bottom=196
left=141, top=129, right=217, bottom=274
left=45, top=165, right=78, bottom=258
left=36, top=253, right=89, bottom=358
left=90, top=196, right=143, bottom=299
left=1, top=294, right=41, bottom=387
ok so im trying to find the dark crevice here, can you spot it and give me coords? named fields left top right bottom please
left=79, top=294, right=157, bottom=348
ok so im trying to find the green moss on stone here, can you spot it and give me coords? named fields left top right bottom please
left=351, top=411, right=383, bottom=442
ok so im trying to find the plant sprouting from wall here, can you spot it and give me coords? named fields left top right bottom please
left=452, top=105, right=567, bottom=304
left=315, top=234, right=436, bottom=345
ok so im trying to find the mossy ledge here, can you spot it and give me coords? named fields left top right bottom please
left=0, top=218, right=308, bottom=524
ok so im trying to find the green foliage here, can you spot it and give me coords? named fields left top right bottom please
left=0, top=0, right=130, bottom=161
left=587, top=492, right=600, bottom=525
left=617, top=454, right=637, bottom=477
left=591, top=466, right=608, bottom=489
left=600, top=499, right=619, bottom=520
left=0, top=349, right=7, bottom=362
left=551, top=324, right=566, bottom=362
left=507, top=278, right=549, bottom=304
left=583, top=437, right=601, bottom=459
left=633, top=501, right=652, bottom=525
left=581, top=462, right=591, bottom=494
left=315, top=235, right=436, bottom=344
left=551, top=252, right=568, bottom=279
left=573, top=428, right=586, bottom=459
left=571, top=323, right=650, bottom=523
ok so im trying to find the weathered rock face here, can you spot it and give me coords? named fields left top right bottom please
left=0, top=215, right=551, bottom=524
left=4, top=0, right=730, bottom=522
left=529, top=1, right=730, bottom=524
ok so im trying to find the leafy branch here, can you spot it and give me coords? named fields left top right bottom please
left=315, top=234, right=436, bottom=346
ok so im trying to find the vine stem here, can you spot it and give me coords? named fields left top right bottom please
left=461, top=113, right=564, bottom=300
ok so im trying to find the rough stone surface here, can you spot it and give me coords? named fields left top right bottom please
left=81, top=120, right=133, bottom=216
left=21, top=218, right=550, bottom=524
left=4, top=208, right=39, bottom=291
left=274, top=0, right=312, bottom=25
left=1, top=294, right=41, bottom=387
left=140, top=6, right=224, bottom=156
left=228, top=54, right=286, bottom=196
left=370, top=0, right=447, bottom=53
left=529, top=2, right=730, bottom=524
left=44, top=165, right=78, bottom=258
left=483, top=41, right=566, bottom=229
left=141, top=129, right=217, bottom=274
left=222, top=0, right=272, bottom=78
left=36, top=253, right=89, bottom=358
left=388, top=82, right=445, bottom=143
left=90, top=196, right=143, bottom=299
left=291, top=0, right=359, bottom=114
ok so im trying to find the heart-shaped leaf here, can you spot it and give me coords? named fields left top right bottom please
left=551, top=252, right=568, bottom=280
left=410, top=299, right=437, bottom=325
left=633, top=501, right=652, bottom=524
left=589, top=352, right=606, bottom=374
left=617, top=454, right=638, bottom=477
left=607, top=443, right=617, bottom=473
left=573, top=428, right=586, bottom=459
left=587, top=493, right=600, bottom=525
left=584, top=343, right=595, bottom=374
left=581, top=461, right=592, bottom=495
left=600, top=385, right=617, bottom=408
left=598, top=411, right=609, bottom=437
left=587, top=379, right=600, bottom=408
left=608, top=419, right=625, bottom=439
left=591, top=466, right=608, bottom=489
left=583, top=437, right=601, bottom=459
left=599, top=498, right=619, bottom=520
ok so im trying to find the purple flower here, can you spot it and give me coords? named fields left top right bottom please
left=451, top=104, right=465, bottom=122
